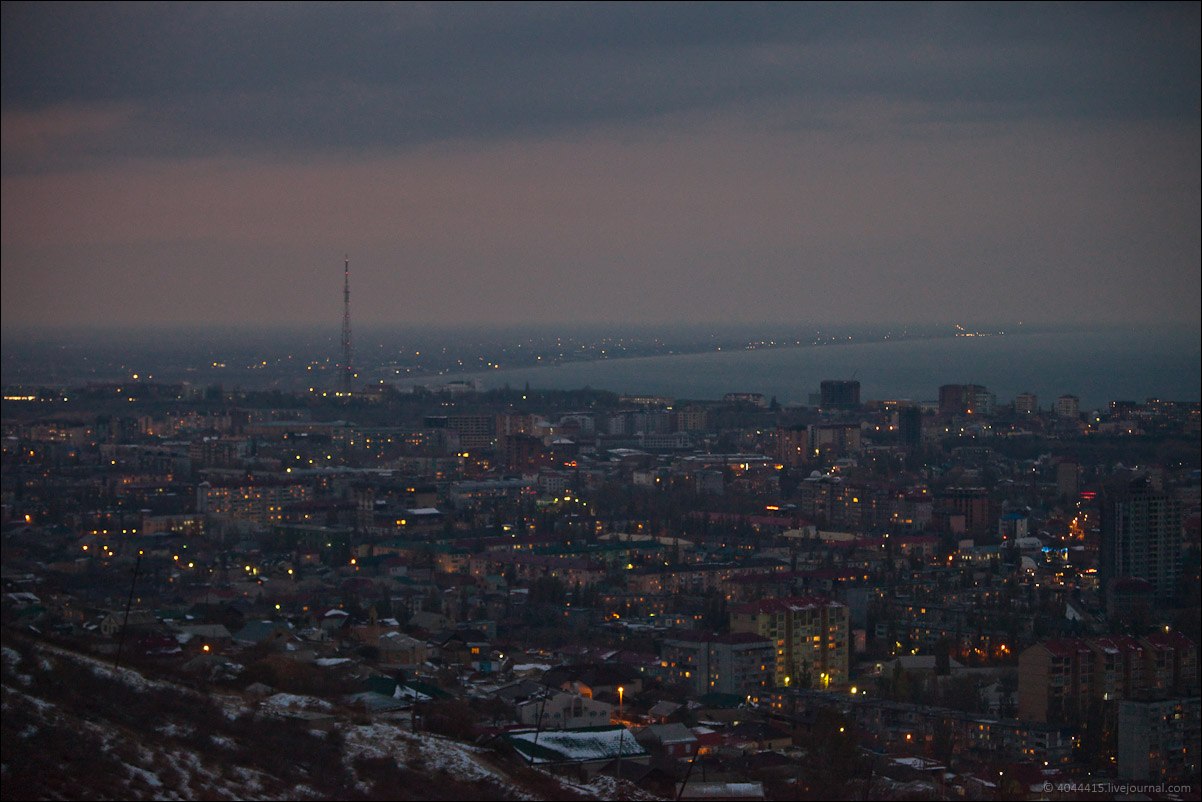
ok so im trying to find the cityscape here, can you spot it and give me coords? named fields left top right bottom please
left=2, top=4, right=1199, bottom=802
left=2, top=327, right=1199, bottom=800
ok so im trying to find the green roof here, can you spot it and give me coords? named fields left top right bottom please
left=398, top=680, right=452, bottom=700
left=504, top=726, right=646, bottom=764
left=363, top=675, right=398, bottom=696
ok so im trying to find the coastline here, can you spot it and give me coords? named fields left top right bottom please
left=402, top=327, right=1201, bottom=410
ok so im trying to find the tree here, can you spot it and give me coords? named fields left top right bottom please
left=806, top=708, right=867, bottom=799
left=932, top=722, right=956, bottom=763
left=701, top=590, right=729, bottom=633
left=528, top=575, right=566, bottom=606
left=934, top=637, right=951, bottom=676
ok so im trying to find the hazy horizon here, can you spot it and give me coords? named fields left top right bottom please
left=4, top=322, right=1198, bottom=411
left=6, top=318, right=1196, bottom=349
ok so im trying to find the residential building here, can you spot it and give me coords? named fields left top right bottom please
left=1117, top=697, right=1200, bottom=783
left=1014, top=392, right=1039, bottom=415
left=809, top=423, right=862, bottom=458
left=939, top=384, right=993, bottom=417
left=516, top=691, right=614, bottom=730
left=897, top=405, right=923, bottom=448
left=820, top=380, right=860, bottom=410
left=1018, top=634, right=1197, bottom=724
left=1100, top=476, right=1183, bottom=602
left=660, top=631, right=774, bottom=697
left=196, top=478, right=312, bottom=527
left=730, top=596, right=849, bottom=689
left=1054, top=394, right=1080, bottom=419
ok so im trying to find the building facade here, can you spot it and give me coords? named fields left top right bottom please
left=730, top=596, right=849, bottom=689
left=820, top=380, right=861, bottom=410
left=1018, top=634, right=1198, bottom=725
left=660, top=631, right=774, bottom=698
left=1117, top=697, right=1200, bottom=783
left=1100, top=477, right=1183, bottom=602
left=938, top=384, right=993, bottom=417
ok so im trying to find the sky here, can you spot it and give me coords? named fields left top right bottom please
left=2, top=2, right=1199, bottom=331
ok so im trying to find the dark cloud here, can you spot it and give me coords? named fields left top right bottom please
left=2, top=3, right=1198, bottom=331
left=3, top=2, right=1198, bottom=167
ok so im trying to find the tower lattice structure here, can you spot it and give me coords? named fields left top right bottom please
left=341, top=256, right=353, bottom=395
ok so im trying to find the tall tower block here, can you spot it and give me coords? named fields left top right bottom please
left=1101, top=476, right=1182, bottom=603
left=341, top=255, right=353, bottom=395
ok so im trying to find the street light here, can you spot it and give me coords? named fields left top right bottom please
left=617, top=685, right=624, bottom=721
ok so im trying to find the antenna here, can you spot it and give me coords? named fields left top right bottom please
left=341, top=255, right=353, bottom=396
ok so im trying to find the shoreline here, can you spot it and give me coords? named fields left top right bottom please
left=394, top=328, right=1024, bottom=386
left=398, top=328, right=1201, bottom=409
left=5, top=325, right=1199, bottom=407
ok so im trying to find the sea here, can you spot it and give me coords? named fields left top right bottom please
left=2, top=325, right=1198, bottom=411
left=416, top=327, right=1201, bottom=411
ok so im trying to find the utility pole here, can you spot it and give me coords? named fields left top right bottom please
left=113, top=549, right=144, bottom=671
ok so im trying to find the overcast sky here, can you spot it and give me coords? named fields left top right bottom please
left=2, top=2, right=1199, bottom=331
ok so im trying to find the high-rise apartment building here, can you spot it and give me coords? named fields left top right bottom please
left=1055, top=394, right=1081, bottom=419
left=1100, top=477, right=1183, bottom=602
left=660, top=631, right=774, bottom=697
left=1014, top=392, right=1039, bottom=415
left=730, top=596, right=849, bottom=689
left=808, top=422, right=862, bottom=459
left=1017, top=633, right=1197, bottom=725
left=1118, top=697, right=1200, bottom=783
left=897, top=405, right=922, bottom=448
left=820, top=380, right=860, bottom=410
left=1056, top=460, right=1080, bottom=500
left=938, top=384, right=994, bottom=416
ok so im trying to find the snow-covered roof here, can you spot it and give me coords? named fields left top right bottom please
left=677, top=781, right=765, bottom=800
left=891, top=756, right=946, bottom=772
left=314, top=657, right=352, bottom=667
left=260, top=693, right=334, bottom=713
left=639, top=722, right=697, bottom=745
left=393, top=685, right=432, bottom=702
left=346, top=691, right=408, bottom=713
left=505, top=726, right=646, bottom=764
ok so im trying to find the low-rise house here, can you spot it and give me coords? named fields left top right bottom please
left=541, top=662, right=644, bottom=699
left=646, top=700, right=684, bottom=723
left=171, top=622, right=233, bottom=644
left=722, top=721, right=792, bottom=752
left=233, top=620, right=293, bottom=648
left=635, top=722, right=699, bottom=760
left=517, top=690, right=613, bottom=730
left=489, top=678, right=547, bottom=706
left=98, top=609, right=158, bottom=637
left=408, top=610, right=449, bottom=632
left=438, top=629, right=492, bottom=671
left=377, top=631, right=428, bottom=667
left=319, top=608, right=350, bottom=632
left=346, top=691, right=410, bottom=716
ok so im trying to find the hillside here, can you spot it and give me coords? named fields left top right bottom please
left=0, top=632, right=656, bottom=801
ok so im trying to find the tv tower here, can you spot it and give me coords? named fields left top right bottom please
left=340, top=255, right=353, bottom=395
